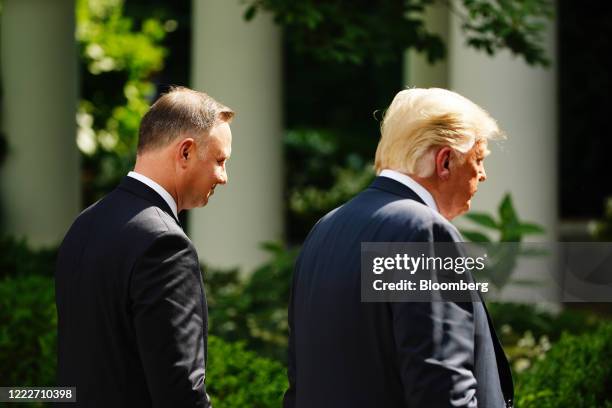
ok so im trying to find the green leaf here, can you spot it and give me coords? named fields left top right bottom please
left=244, top=5, right=257, bottom=21
left=516, top=222, right=546, bottom=235
left=464, top=212, right=499, bottom=230
left=499, top=193, right=519, bottom=226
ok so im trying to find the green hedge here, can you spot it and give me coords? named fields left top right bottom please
left=0, top=274, right=57, bottom=387
left=207, top=336, right=287, bottom=408
left=2, top=244, right=612, bottom=408
left=516, top=322, right=612, bottom=408
left=0, top=274, right=286, bottom=407
left=0, top=237, right=57, bottom=279
left=488, top=302, right=602, bottom=342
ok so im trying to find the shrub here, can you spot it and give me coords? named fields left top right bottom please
left=488, top=302, right=603, bottom=373
left=205, top=242, right=298, bottom=363
left=207, top=336, right=288, bottom=408
left=488, top=302, right=602, bottom=342
left=516, top=322, right=612, bottom=408
left=0, top=275, right=57, bottom=388
left=0, top=236, right=57, bottom=279
left=0, top=271, right=287, bottom=408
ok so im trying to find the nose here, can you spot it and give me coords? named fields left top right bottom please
left=218, top=168, right=228, bottom=185
left=479, top=167, right=487, bottom=182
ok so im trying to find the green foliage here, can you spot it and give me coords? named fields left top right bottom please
left=515, top=322, right=612, bottom=407
left=460, top=193, right=546, bottom=290
left=206, top=242, right=298, bottom=362
left=77, top=0, right=166, bottom=78
left=0, top=236, right=57, bottom=279
left=289, top=163, right=375, bottom=217
left=284, top=128, right=376, bottom=241
left=3, top=238, right=612, bottom=407
left=76, top=0, right=169, bottom=204
left=244, top=0, right=552, bottom=66
left=461, top=193, right=545, bottom=242
left=488, top=303, right=603, bottom=373
left=207, top=336, right=287, bottom=408
left=489, top=303, right=602, bottom=341
left=591, top=196, right=612, bottom=241
left=0, top=275, right=57, bottom=390
left=284, top=129, right=341, bottom=187
left=245, top=0, right=444, bottom=65
left=0, top=264, right=286, bottom=408
left=460, top=0, right=554, bottom=66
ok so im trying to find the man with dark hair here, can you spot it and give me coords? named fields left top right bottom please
left=55, top=87, right=233, bottom=407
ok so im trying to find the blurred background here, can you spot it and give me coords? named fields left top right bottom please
left=1, top=0, right=611, bottom=407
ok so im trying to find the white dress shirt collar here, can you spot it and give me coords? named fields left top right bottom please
left=379, top=169, right=439, bottom=213
left=127, top=171, right=178, bottom=219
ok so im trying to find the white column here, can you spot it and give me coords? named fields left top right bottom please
left=1, top=0, right=79, bottom=246
left=191, top=0, right=283, bottom=272
left=448, top=9, right=558, bottom=304
left=448, top=10, right=558, bottom=241
left=404, top=2, right=449, bottom=89
left=404, top=6, right=558, bottom=303
left=405, top=5, right=558, bottom=240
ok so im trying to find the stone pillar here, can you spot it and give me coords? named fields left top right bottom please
left=448, top=9, right=558, bottom=241
left=404, top=5, right=558, bottom=302
left=191, top=0, right=283, bottom=272
left=1, top=0, right=79, bottom=246
left=404, top=2, right=450, bottom=89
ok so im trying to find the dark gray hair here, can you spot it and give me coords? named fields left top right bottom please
left=137, top=86, right=234, bottom=153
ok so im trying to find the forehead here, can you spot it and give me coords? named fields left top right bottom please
left=472, top=140, right=490, bottom=157
left=205, top=122, right=232, bottom=155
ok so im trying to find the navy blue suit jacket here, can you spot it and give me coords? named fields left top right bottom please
left=55, top=177, right=210, bottom=407
left=284, top=176, right=513, bottom=408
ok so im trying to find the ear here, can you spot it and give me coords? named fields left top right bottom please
left=435, top=146, right=453, bottom=180
left=177, top=138, right=196, bottom=168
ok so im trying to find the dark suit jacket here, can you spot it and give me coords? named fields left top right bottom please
left=55, top=176, right=210, bottom=407
left=284, top=176, right=513, bottom=408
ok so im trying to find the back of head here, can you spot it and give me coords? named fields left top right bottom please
left=137, top=86, right=234, bottom=154
left=375, top=88, right=503, bottom=177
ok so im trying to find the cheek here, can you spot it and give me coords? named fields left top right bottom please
left=202, top=165, right=216, bottom=182
left=470, top=167, right=480, bottom=185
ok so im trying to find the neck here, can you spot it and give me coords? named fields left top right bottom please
left=133, top=151, right=181, bottom=209
left=410, top=175, right=452, bottom=220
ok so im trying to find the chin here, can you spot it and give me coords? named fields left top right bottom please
left=451, top=202, right=471, bottom=219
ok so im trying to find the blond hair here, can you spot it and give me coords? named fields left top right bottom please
left=374, top=88, right=503, bottom=177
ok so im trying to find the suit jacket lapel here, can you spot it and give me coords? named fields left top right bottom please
left=117, top=176, right=182, bottom=227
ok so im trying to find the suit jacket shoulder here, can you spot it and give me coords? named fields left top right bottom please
left=313, top=176, right=461, bottom=244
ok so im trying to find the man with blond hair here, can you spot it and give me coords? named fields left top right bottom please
left=284, top=88, right=513, bottom=407
left=56, top=87, right=233, bottom=407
